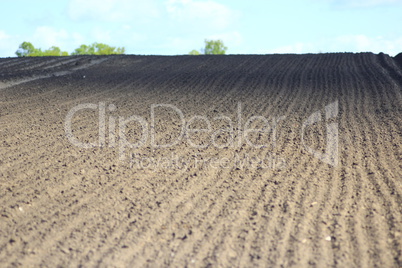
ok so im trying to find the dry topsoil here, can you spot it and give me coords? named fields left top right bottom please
left=0, top=53, right=401, bottom=267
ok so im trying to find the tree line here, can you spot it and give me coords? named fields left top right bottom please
left=15, top=42, right=125, bottom=57
left=189, top=39, right=227, bottom=55
left=15, top=39, right=228, bottom=57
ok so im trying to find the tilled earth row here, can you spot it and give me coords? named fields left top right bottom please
left=0, top=53, right=401, bottom=267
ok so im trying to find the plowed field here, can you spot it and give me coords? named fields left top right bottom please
left=0, top=53, right=401, bottom=267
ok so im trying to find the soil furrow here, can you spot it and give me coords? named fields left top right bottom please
left=1, top=53, right=401, bottom=267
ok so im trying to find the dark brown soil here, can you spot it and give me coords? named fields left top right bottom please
left=0, top=53, right=401, bottom=267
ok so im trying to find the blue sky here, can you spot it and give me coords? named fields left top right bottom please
left=0, top=0, right=401, bottom=57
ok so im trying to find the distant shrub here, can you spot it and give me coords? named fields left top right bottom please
left=189, top=49, right=201, bottom=55
left=71, top=43, right=125, bottom=55
left=189, top=39, right=228, bottom=55
left=15, top=42, right=125, bottom=57
left=16, top=42, right=69, bottom=57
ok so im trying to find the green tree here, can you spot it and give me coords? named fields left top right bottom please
left=15, top=42, right=39, bottom=57
left=42, top=46, right=69, bottom=56
left=189, top=49, right=201, bottom=55
left=15, top=42, right=69, bottom=57
left=203, top=39, right=227, bottom=55
left=72, top=43, right=125, bottom=55
left=189, top=39, right=228, bottom=55
left=71, top=44, right=95, bottom=55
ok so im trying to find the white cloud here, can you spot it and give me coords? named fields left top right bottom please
left=334, top=35, right=402, bottom=55
left=0, top=30, right=10, bottom=40
left=0, top=30, right=19, bottom=57
left=265, top=35, right=402, bottom=56
left=328, top=0, right=402, bottom=7
left=91, top=28, right=112, bottom=43
left=24, top=26, right=86, bottom=54
left=0, top=28, right=78, bottom=57
left=65, top=0, right=240, bottom=55
left=163, top=36, right=197, bottom=50
left=262, top=42, right=317, bottom=54
left=165, top=0, right=239, bottom=30
left=32, top=26, right=69, bottom=48
left=68, top=0, right=160, bottom=22
left=0, top=28, right=72, bottom=57
left=206, top=31, right=243, bottom=47
left=150, top=0, right=241, bottom=54
left=30, top=26, right=140, bottom=53
left=72, top=32, right=86, bottom=45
